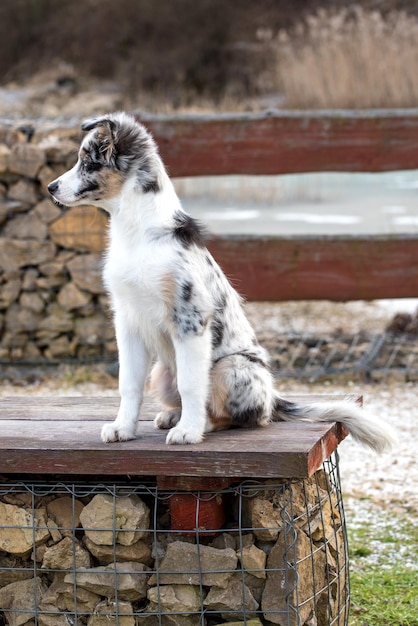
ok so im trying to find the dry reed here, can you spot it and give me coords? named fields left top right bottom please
left=275, top=6, right=418, bottom=109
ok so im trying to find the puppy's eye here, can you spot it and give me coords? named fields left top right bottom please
left=80, top=157, right=101, bottom=173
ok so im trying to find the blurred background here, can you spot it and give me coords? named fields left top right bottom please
left=1, top=0, right=418, bottom=116
left=0, top=5, right=417, bottom=623
left=0, top=0, right=417, bottom=377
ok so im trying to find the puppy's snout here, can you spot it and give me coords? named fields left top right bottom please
left=47, top=180, right=59, bottom=195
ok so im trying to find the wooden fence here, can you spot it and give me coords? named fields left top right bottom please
left=138, top=110, right=418, bottom=301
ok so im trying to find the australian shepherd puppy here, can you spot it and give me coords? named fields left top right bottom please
left=48, top=112, right=394, bottom=451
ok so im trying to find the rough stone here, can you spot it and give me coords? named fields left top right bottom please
left=39, top=572, right=100, bottom=614
left=8, top=179, right=39, bottom=204
left=33, top=198, right=62, bottom=224
left=0, top=503, right=50, bottom=555
left=74, top=314, right=112, bottom=345
left=46, top=496, right=84, bottom=538
left=87, top=600, right=135, bottom=626
left=0, top=238, right=56, bottom=271
left=39, top=260, right=67, bottom=276
left=0, top=555, right=33, bottom=587
left=46, top=519, right=62, bottom=543
left=5, top=305, right=42, bottom=333
left=8, top=143, right=45, bottom=177
left=203, top=575, right=259, bottom=619
left=22, top=268, right=39, bottom=291
left=44, top=336, right=73, bottom=359
left=153, top=541, right=238, bottom=588
left=64, top=562, right=150, bottom=602
left=49, top=205, right=107, bottom=252
left=84, top=536, right=152, bottom=566
left=66, top=253, right=104, bottom=294
left=41, top=137, right=78, bottom=164
left=239, top=544, right=267, bottom=579
left=136, top=611, right=201, bottom=626
left=147, top=584, right=202, bottom=614
left=244, top=495, right=283, bottom=542
left=262, top=529, right=327, bottom=626
left=58, top=281, right=91, bottom=310
left=42, top=537, right=91, bottom=570
left=210, top=532, right=236, bottom=551
left=0, top=275, right=21, bottom=307
left=20, top=291, right=45, bottom=314
left=0, top=577, right=47, bottom=626
left=36, top=274, right=67, bottom=289
left=304, top=499, right=341, bottom=542
left=0, top=143, right=11, bottom=172
left=3, top=212, right=48, bottom=240
left=79, top=494, right=150, bottom=546
left=37, top=310, right=73, bottom=335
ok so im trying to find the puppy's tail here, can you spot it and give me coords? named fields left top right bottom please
left=272, top=394, right=396, bottom=453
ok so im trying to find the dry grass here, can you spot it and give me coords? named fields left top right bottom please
left=275, top=6, right=418, bottom=108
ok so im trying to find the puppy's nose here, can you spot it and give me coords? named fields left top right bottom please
left=48, top=180, right=59, bottom=195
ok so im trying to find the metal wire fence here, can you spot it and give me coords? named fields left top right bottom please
left=264, top=330, right=418, bottom=382
left=0, top=453, right=349, bottom=626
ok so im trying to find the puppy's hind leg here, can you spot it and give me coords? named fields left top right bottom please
left=208, top=354, right=272, bottom=430
left=149, top=361, right=182, bottom=430
left=165, top=331, right=212, bottom=445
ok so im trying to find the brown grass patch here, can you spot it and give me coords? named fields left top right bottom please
left=274, top=6, right=418, bottom=108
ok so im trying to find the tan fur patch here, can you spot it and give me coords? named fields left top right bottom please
left=207, top=358, right=232, bottom=431
left=100, top=169, right=124, bottom=198
left=160, top=272, right=177, bottom=306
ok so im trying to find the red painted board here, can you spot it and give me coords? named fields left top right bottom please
left=208, top=234, right=418, bottom=301
left=138, top=110, right=418, bottom=176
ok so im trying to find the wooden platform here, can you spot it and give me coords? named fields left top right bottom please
left=0, top=396, right=350, bottom=479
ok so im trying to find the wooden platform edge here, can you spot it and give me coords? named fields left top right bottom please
left=0, top=396, right=351, bottom=479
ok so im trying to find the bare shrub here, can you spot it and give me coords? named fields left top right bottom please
left=275, top=6, right=418, bottom=108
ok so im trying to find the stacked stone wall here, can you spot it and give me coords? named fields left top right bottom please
left=0, top=118, right=115, bottom=362
left=0, top=471, right=348, bottom=626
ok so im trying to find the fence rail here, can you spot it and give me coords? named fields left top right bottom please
left=138, top=109, right=418, bottom=176
left=208, top=234, right=418, bottom=301
left=133, top=109, right=418, bottom=301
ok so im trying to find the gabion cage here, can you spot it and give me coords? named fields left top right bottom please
left=0, top=454, right=349, bottom=626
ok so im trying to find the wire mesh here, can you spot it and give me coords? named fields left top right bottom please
left=265, top=330, right=418, bottom=382
left=0, top=454, right=349, bottom=626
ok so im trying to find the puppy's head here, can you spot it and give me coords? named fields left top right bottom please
left=48, top=112, right=160, bottom=211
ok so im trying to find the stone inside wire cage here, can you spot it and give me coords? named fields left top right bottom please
left=0, top=454, right=349, bottom=626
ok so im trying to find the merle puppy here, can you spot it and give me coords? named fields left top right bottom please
left=48, top=112, right=394, bottom=450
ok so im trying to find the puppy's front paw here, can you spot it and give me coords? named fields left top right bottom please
left=165, top=424, right=204, bottom=445
left=101, top=422, right=136, bottom=443
left=155, top=409, right=181, bottom=430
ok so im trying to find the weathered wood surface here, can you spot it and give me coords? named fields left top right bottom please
left=208, top=234, right=418, bottom=301
left=0, top=396, right=349, bottom=478
left=139, top=109, right=418, bottom=176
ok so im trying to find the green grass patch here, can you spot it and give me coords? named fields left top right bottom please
left=347, top=506, right=418, bottom=625
left=350, top=567, right=418, bottom=626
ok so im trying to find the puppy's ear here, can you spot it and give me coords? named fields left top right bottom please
left=81, top=116, right=116, bottom=133
left=81, top=116, right=117, bottom=164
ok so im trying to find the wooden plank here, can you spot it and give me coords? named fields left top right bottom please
left=208, top=234, right=418, bottom=301
left=60, top=221, right=418, bottom=301
left=0, top=397, right=348, bottom=478
left=138, top=109, right=418, bottom=176
left=0, top=395, right=359, bottom=420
